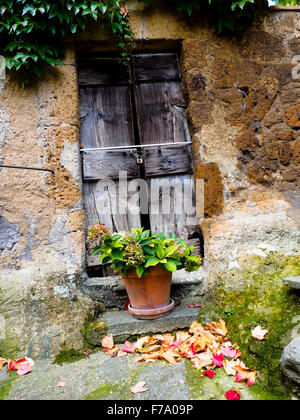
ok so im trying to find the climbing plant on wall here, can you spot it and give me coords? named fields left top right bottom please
left=0, top=0, right=298, bottom=85
left=0, top=0, right=133, bottom=85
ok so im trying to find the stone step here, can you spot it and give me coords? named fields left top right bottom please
left=283, top=276, right=300, bottom=290
left=84, top=300, right=203, bottom=345
left=80, top=267, right=207, bottom=309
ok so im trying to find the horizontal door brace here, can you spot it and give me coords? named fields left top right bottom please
left=80, top=141, right=192, bottom=152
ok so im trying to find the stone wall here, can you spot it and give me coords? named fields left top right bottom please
left=0, top=1, right=299, bottom=358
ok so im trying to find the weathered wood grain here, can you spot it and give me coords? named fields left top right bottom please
left=144, top=144, right=193, bottom=177
left=132, top=53, right=181, bottom=82
left=83, top=150, right=139, bottom=180
left=78, top=58, right=130, bottom=86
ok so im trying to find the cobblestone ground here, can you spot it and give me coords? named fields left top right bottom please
left=0, top=352, right=282, bottom=400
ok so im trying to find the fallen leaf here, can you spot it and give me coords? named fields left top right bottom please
left=124, top=300, right=130, bottom=311
left=212, top=353, right=224, bottom=367
left=83, top=350, right=93, bottom=357
left=179, top=379, right=185, bottom=385
left=223, top=359, right=241, bottom=376
left=134, top=351, right=162, bottom=363
left=122, top=341, right=135, bottom=354
left=221, top=344, right=240, bottom=359
left=57, top=382, right=66, bottom=388
left=135, top=336, right=159, bottom=352
left=176, top=332, right=190, bottom=343
left=191, top=351, right=213, bottom=370
left=0, top=358, right=8, bottom=370
left=188, top=303, right=202, bottom=308
left=202, top=370, right=216, bottom=379
left=105, top=345, right=120, bottom=356
left=206, top=319, right=228, bottom=337
left=251, top=326, right=269, bottom=341
left=117, top=350, right=127, bottom=358
left=130, top=381, right=148, bottom=394
left=17, top=362, right=33, bottom=376
left=161, top=349, right=178, bottom=365
left=102, top=333, right=114, bottom=350
left=7, top=358, right=34, bottom=375
left=225, top=389, right=241, bottom=400
left=189, top=321, right=204, bottom=335
left=234, top=365, right=257, bottom=386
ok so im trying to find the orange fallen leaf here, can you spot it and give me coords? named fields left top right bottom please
left=102, top=333, right=114, bottom=350
left=130, top=381, right=148, bottom=394
left=0, top=358, right=8, bottom=370
left=251, top=326, right=269, bottom=341
left=105, top=345, right=120, bottom=356
left=206, top=319, right=228, bottom=337
left=234, top=365, right=257, bottom=386
left=161, top=349, right=178, bottom=365
left=134, top=351, right=162, bottom=363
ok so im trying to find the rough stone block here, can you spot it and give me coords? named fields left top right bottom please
left=283, top=276, right=300, bottom=290
left=95, top=303, right=201, bottom=343
left=280, top=336, right=300, bottom=385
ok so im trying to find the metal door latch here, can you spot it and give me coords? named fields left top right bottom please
left=137, top=155, right=143, bottom=164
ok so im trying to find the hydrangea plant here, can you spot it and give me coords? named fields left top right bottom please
left=88, top=224, right=202, bottom=278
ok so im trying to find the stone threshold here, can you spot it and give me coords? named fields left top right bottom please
left=84, top=301, right=203, bottom=345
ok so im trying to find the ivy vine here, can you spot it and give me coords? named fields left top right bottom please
left=0, top=0, right=298, bottom=85
left=0, top=0, right=134, bottom=85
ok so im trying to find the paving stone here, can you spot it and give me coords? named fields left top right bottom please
left=283, top=276, right=300, bottom=290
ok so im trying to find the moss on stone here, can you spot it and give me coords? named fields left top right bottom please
left=83, top=381, right=131, bottom=400
left=0, top=371, right=18, bottom=401
left=54, top=348, right=90, bottom=365
left=204, top=252, right=300, bottom=399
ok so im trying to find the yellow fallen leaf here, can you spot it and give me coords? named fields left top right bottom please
left=223, top=359, right=241, bottom=376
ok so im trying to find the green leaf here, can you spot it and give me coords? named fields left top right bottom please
left=111, top=249, right=123, bottom=261
left=164, top=261, right=177, bottom=272
left=157, top=245, right=164, bottom=259
left=136, top=265, right=144, bottom=278
left=163, top=246, right=178, bottom=258
left=145, top=257, right=160, bottom=268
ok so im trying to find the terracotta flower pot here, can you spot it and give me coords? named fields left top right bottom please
left=120, top=265, right=175, bottom=320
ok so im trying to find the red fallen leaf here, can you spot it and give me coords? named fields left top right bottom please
left=188, top=303, right=202, bottom=308
left=225, top=390, right=241, bottom=400
left=123, top=341, right=135, bottom=354
left=202, top=370, right=216, bottom=379
left=190, top=343, right=197, bottom=356
left=125, top=301, right=130, bottom=311
left=212, top=353, right=224, bottom=367
left=7, top=358, right=34, bottom=376
left=7, top=358, right=26, bottom=373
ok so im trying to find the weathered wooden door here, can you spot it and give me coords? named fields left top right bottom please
left=78, top=53, right=200, bottom=275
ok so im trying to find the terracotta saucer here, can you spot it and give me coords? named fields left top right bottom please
left=128, top=299, right=175, bottom=320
